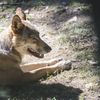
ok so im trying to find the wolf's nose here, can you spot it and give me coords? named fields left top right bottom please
left=44, top=46, right=52, bottom=53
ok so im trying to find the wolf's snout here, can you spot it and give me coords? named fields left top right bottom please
left=44, top=45, right=52, bottom=53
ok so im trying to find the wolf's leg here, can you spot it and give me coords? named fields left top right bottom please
left=23, top=60, right=71, bottom=81
left=20, top=58, right=63, bottom=72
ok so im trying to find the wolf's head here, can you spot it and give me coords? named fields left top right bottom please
left=11, top=8, right=51, bottom=58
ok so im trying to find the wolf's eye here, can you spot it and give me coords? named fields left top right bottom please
left=30, top=35, right=34, bottom=38
left=32, top=37, right=38, bottom=43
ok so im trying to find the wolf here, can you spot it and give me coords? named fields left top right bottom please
left=0, top=7, right=71, bottom=85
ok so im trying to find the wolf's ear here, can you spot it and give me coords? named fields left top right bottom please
left=12, top=15, right=24, bottom=34
left=16, top=7, right=26, bottom=20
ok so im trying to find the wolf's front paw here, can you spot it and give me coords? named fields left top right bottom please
left=55, top=60, right=72, bottom=70
left=59, top=60, right=72, bottom=70
left=61, top=60, right=72, bottom=70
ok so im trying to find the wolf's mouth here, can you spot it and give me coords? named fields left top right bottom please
left=27, top=48, right=44, bottom=58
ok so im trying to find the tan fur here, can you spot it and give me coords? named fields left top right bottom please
left=16, top=7, right=26, bottom=20
left=0, top=8, right=69, bottom=85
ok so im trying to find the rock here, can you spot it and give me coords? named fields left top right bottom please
left=88, top=60, right=99, bottom=66
left=67, top=16, right=78, bottom=23
left=24, top=9, right=30, bottom=14
left=45, top=6, right=49, bottom=10
left=85, top=83, right=94, bottom=91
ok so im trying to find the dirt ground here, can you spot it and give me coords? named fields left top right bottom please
left=0, top=0, right=100, bottom=100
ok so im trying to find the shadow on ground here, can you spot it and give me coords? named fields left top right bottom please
left=90, top=1, right=100, bottom=61
left=87, top=1, right=100, bottom=77
left=0, top=83, right=83, bottom=100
